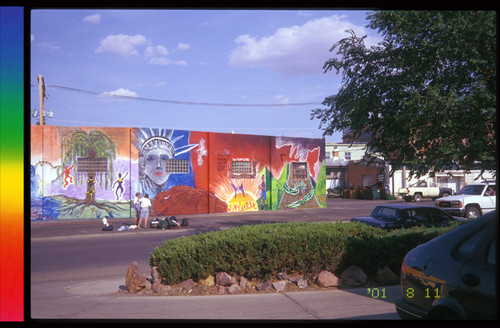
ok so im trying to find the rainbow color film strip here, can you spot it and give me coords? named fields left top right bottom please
left=0, top=6, right=24, bottom=322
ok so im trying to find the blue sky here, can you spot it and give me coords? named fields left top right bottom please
left=30, top=9, right=382, bottom=142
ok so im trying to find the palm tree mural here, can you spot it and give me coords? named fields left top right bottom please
left=57, top=128, right=124, bottom=217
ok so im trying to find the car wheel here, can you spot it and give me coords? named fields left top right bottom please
left=465, top=206, right=480, bottom=219
left=413, top=194, right=422, bottom=202
left=441, top=192, right=450, bottom=198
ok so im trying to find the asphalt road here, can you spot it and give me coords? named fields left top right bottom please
left=30, top=198, right=424, bottom=320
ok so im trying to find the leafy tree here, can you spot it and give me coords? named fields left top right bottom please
left=311, top=11, right=496, bottom=178
left=61, top=128, right=117, bottom=205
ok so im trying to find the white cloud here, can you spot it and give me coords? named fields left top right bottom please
left=149, top=57, right=187, bottom=66
left=145, top=44, right=169, bottom=57
left=228, top=15, right=379, bottom=76
left=31, top=34, right=35, bottom=42
left=95, top=34, right=147, bottom=57
left=275, top=94, right=290, bottom=104
left=100, top=88, right=138, bottom=97
left=36, top=42, right=60, bottom=52
left=176, top=43, right=190, bottom=51
left=95, top=33, right=190, bottom=67
left=83, top=14, right=101, bottom=24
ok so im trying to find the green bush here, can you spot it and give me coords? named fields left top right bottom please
left=150, top=221, right=463, bottom=285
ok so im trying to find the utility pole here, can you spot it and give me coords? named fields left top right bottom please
left=38, top=74, right=46, bottom=125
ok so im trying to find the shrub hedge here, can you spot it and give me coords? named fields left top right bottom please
left=150, top=221, right=463, bottom=285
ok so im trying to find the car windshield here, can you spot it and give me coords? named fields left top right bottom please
left=371, top=206, right=401, bottom=221
left=457, top=185, right=485, bottom=195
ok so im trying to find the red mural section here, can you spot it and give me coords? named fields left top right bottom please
left=207, top=132, right=272, bottom=213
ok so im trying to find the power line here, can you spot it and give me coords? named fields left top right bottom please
left=42, top=84, right=322, bottom=107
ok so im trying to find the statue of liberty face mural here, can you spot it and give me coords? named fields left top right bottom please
left=141, top=136, right=175, bottom=186
left=137, top=128, right=198, bottom=199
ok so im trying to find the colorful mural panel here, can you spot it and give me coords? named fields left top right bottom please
left=31, top=126, right=325, bottom=220
left=31, top=126, right=133, bottom=220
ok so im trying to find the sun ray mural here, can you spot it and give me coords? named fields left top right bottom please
left=212, top=175, right=261, bottom=212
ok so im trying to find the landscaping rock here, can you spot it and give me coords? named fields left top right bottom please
left=239, top=276, right=248, bottom=289
left=296, top=278, right=308, bottom=289
left=340, top=265, right=367, bottom=287
left=288, top=274, right=302, bottom=283
left=216, top=272, right=233, bottom=286
left=200, top=275, right=215, bottom=287
left=272, top=280, right=288, bottom=292
left=158, top=285, right=171, bottom=296
left=152, top=281, right=162, bottom=294
left=151, top=266, right=161, bottom=284
left=375, top=266, right=400, bottom=285
left=216, top=286, right=226, bottom=295
left=277, top=272, right=288, bottom=281
left=256, top=280, right=272, bottom=292
left=228, top=284, right=242, bottom=294
left=316, top=270, right=341, bottom=288
left=180, top=278, right=195, bottom=291
left=125, top=261, right=147, bottom=293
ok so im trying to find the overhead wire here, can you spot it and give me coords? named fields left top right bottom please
left=30, top=82, right=327, bottom=135
left=38, top=84, right=322, bottom=107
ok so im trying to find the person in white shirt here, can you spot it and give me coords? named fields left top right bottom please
left=139, top=193, right=152, bottom=229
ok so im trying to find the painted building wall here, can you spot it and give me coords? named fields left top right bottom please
left=31, top=125, right=326, bottom=220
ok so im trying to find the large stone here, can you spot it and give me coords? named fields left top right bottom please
left=272, top=280, right=288, bottom=292
left=296, top=278, right=308, bottom=289
left=316, top=270, right=341, bottom=287
left=200, top=275, right=215, bottom=287
left=288, top=274, right=302, bottom=283
left=216, top=286, right=226, bottom=295
left=340, top=265, right=367, bottom=287
left=277, top=272, right=288, bottom=281
left=180, top=278, right=195, bottom=291
left=216, top=272, right=233, bottom=286
left=256, top=280, right=272, bottom=292
left=152, top=281, right=162, bottom=294
left=228, top=284, right=242, bottom=294
left=376, top=266, right=400, bottom=285
left=239, top=276, right=248, bottom=289
left=125, top=261, right=147, bottom=293
left=151, top=266, right=161, bottom=283
left=158, top=285, right=171, bottom=296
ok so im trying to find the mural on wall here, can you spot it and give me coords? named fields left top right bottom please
left=31, top=126, right=133, bottom=220
left=273, top=137, right=327, bottom=210
left=31, top=126, right=325, bottom=220
left=208, top=134, right=326, bottom=213
left=134, top=128, right=228, bottom=216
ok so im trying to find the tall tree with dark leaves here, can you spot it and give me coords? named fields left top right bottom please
left=311, top=10, right=496, bottom=178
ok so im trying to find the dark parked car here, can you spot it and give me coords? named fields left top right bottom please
left=395, top=210, right=497, bottom=320
left=350, top=204, right=462, bottom=230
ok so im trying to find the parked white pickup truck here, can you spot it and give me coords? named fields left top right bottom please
left=435, top=181, right=496, bottom=219
left=398, top=179, right=453, bottom=202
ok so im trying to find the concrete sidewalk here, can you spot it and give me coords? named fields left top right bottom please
left=31, top=277, right=401, bottom=320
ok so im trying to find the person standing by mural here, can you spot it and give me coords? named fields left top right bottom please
left=139, top=193, right=151, bottom=229
left=133, top=192, right=141, bottom=226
